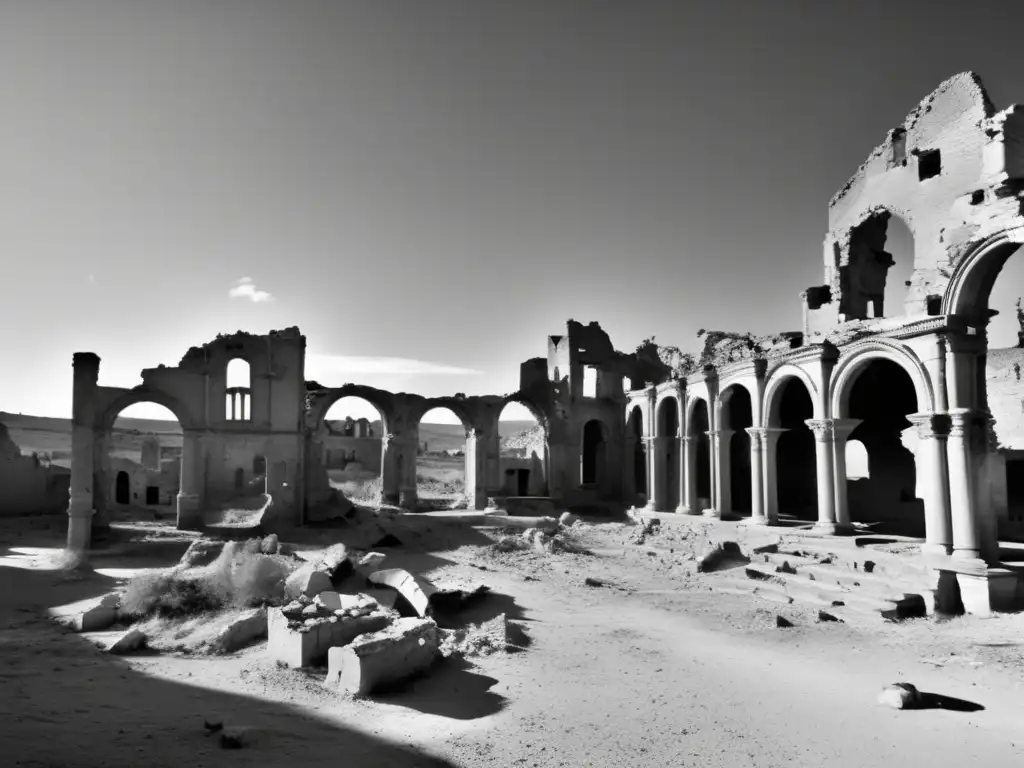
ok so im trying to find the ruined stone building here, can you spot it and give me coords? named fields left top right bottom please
left=65, top=72, right=1024, bottom=615
left=0, top=422, right=69, bottom=516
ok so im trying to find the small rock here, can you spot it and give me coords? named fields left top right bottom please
left=817, top=610, right=842, bottom=623
left=584, top=577, right=605, bottom=588
left=878, top=682, right=922, bottom=710
left=260, top=534, right=280, bottom=555
left=219, top=726, right=256, bottom=749
left=107, top=628, right=146, bottom=655
left=775, top=615, right=794, bottom=628
left=558, top=512, right=580, bottom=528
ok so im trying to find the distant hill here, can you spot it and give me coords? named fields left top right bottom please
left=0, top=412, right=541, bottom=464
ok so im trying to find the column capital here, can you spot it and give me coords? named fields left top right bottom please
left=745, top=427, right=765, bottom=451
left=906, top=412, right=951, bottom=440
left=804, top=418, right=834, bottom=442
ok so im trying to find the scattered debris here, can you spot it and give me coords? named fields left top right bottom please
left=440, top=613, right=510, bottom=658
left=631, top=517, right=661, bottom=545
left=324, top=617, right=440, bottom=696
left=268, top=593, right=393, bottom=668
left=314, top=543, right=355, bottom=581
left=878, top=682, right=922, bottom=710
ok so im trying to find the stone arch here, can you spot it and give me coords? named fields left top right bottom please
left=942, top=229, right=1024, bottom=322
left=626, top=404, right=647, bottom=499
left=496, top=394, right=550, bottom=498
left=309, top=385, right=395, bottom=435
left=685, top=394, right=712, bottom=433
left=580, top=418, right=611, bottom=486
left=829, top=341, right=934, bottom=418
left=763, top=364, right=821, bottom=425
left=95, top=387, right=194, bottom=433
left=718, top=383, right=753, bottom=515
left=415, top=397, right=475, bottom=432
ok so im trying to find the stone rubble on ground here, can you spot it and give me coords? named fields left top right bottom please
left=878, top=682, right=922, bottom=710
left=324, top=616, right=441, bottom=696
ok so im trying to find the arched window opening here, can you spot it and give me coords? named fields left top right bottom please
left=115, top=471, right=130, bottom=505
left=843, top=212, right=914, bottom=320
left=498, top=400, right=545, bottom=498
left=253, top=455, right=267, bottom=475
left=846, top=439, right=870, bottom=480
left=417, top=406, right=469, bottom=511
left=581, top=420, right=608, bottom=485
left=321, top=396, right=386, bottom=510
left=225, top=358, right=252, bottom=422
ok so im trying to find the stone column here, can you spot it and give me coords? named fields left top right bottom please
left=745, top=427, right=765, bottom=525
left=380, top=433, right=401, bottom=506
left=645, top=436, right=663, bottom=511
left=397, top=432, right=419, bottom=510
left=804, top=419, right=838, bottom=534
left=708, top=429, right=734, bottom=517
left=176, top=431, right=203, bottom=530
left=906, top=413, right=953, bottom=557
left=762, top=428, right=787, bottom=525
left=67, top=353, right=100, bottom=554
left=948, top=409, right=982, bottom=563
left=830, top=418, right=862, bottom=531
left=704, top=430, right=720, bottom=518
left=676, top=432, right=689, bottom=514
left=464, top=429, right=490, bottom=510
left=681, top=435, right=698, bottom=514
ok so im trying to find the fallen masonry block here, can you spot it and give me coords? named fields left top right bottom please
left=878, top=682, right=922, bottom=710
left=178, top=539, right=226, bottom=569
left=208, top=608, right=267, bottom=654
left=107, top=627, right=146, bottom=655
left=284, top=566, right=334, bottom=600
left=315, top=543, right=354, bottom=581
left=368, top=569, right=437, bottom=617
left=324, top=617, right=440, bottom=696
left=355, top=552, right=387, bottom=578
left=267, top=600, right=392, bottom=668
left=73, top=593, right=120, bottom=632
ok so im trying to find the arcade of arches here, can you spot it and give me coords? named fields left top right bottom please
left=65, top=74, right=1024, bottom=617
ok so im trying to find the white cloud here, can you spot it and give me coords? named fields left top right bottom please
left=306, top=353, right=482, bottom=377
left=228, top=276, right=273, bottom=303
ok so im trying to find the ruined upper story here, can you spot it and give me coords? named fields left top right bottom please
left=805, top=72, right=1024, bottom=337
left=87, top=327, right=309, bottom=432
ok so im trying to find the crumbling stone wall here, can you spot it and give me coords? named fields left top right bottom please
left=0, top=422, right=70, bottom=516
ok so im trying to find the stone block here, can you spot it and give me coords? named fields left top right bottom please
left=267, top=609, right=322, bottom=668
left=558, top=512, right=580, bottom=527
left=107, top=628, right=146, bottom=655
left=368, top=569, right=438, bottom=617
left=355, top=552, right=387, bottom=578
left=267, top=603, right=393, bottom=668
left=209, top=608, right=267, bottom=654
left=73, top=593, right=120, bottom=632
left=284, top=567, right=333, bottom=600
left=324, top=617, right=440, bottom=696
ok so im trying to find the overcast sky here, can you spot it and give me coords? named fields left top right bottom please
left=2, top=1, right=1023, bottom=424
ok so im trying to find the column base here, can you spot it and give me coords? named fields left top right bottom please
left=399, top=490, right=418, bottom=510
left=66, top=510, right=95, bottom=553
left=740, top=515, right=770, bottom=527
left=956, top=569, right=1020, bottom=616
left=812, top=521, right=854, bottom=535
left=702, top=507, right=721, bottom=519
left=176, top=493, right=203, bottom=531
left=920, top=542, right=953, bottom=560
left=675, top=505, right=696, bottom=516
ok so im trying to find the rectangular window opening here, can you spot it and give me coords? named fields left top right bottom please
left=918, top=149, right=941, bottom=181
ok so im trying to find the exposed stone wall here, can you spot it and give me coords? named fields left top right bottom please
left=988, top=346, right=1024, bottom=449
left=0, top=423, right=70, bottom=516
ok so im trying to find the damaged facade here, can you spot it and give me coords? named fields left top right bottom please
left=67, top=72, right=1024, bottom=615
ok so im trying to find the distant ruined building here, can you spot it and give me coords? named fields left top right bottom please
left=64, top=73, right=1024, bottom=616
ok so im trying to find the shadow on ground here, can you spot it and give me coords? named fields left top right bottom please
left=372, top=656, right=506, bottom=720
left=0, top=562, right=458, bottom=767
left=916, top=692, right=986, bottom=712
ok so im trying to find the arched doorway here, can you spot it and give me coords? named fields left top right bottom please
left=627, top=405, right=647, bottom=503
left=496, top=399, right=546, bottom=498
left=689, top=399, right=711, bottom=512
left=103, top=401, right=182, bottom=520
left=720, top=385, right=752, bottom=516
left=581, top=420, right=608, bottom=486
left=321, top=395, right=387, bottom=508
left=416, top=405, right=470, bottom=511
left=842, top=359, right=922, bottom=535
left=115, top=471, right=130, bottom=505
left=656, top=398, right=679, bottom=510
left=771, top=378, right=817, bottom=524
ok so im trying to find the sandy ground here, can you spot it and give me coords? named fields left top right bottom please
left=2, top=512, right=1024, bottom=768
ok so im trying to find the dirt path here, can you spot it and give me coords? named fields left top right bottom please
left=2, top=514, right=1023, bottom=767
